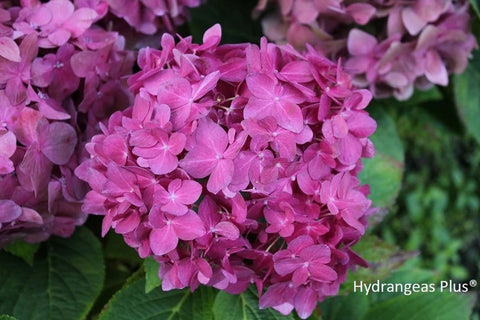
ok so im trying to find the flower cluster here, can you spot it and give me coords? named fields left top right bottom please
left=76, top=24, right=376, bottom=318
left=256, top=0, right=477, bottom=100
left=75, top=0, right=203, bottom=36
left=0, top=0, right=135, bottom=246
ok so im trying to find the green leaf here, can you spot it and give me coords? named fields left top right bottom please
left=470, top=0, right=480, bottom=19
left=454, top=49, right=480, bottom=144
left=99, top=277, right=215, bottom=320
left=364, top=292, right=475, bottom=320
left=104, top=231, right=142, bottom=265
left=0, top=315, right=18, bottom=320
left=342, top=235, right=417, bottom=294
left=358, top=106, right=404, bottom=213
left=0, top=228, right=104, bottom=320
left=189, top=0, right=263, bottom=44
left=3, top=241, right=39, bottom=266
left=144, top=257, right=161, bottom=293
left=213, top=287, right=295, bottom=320
left=320, top=294, right=369, bottom=320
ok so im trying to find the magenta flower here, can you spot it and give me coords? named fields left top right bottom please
left=180, top=117, right=247, bottom=194
left=149, top=207, right=206, bottom=255
left=0, top=0, right=134, bottom=247
left=77, top=24, right=376, bottom=319
left=154, top=179, right=202, bottom=216
left=257, top=0, right=477, bottom=100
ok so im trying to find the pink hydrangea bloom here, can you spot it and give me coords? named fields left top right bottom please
left=75, top=0, right=203, bottom=37
left=0, top=0, right=134, bottom=247
left=257, top=0, right=477, bottom=100
left=77, top=24, right=376, bottom=318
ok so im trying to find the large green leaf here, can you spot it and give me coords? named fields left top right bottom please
left=3, top=241, right=39, bottom=266
left=454, top=49, right=480, bottom=144
left=144, top=257, right=162, bottom=293
left=341, top=235, right=417, bottom=294
left=213, top=287, right=295, bottom=320
left=0, top=228, right=104, bottom=320
left=99, top=277, right=215, bottom=320
left=365, top=291, right=475, bottom=320
left=0, top=315, right=18, bottom=320
left=358, top=106, right=404, bottom=213
left=320, top=293, right=369, bottom=320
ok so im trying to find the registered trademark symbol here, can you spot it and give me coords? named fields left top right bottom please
left=470, top=279, right=477, bottom=287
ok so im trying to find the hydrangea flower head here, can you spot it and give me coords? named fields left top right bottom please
left=0, top=0, right=134, bottom=247
left=256, top=0, right=477, bottom=100
left=76, top=24, right=376, bottom=318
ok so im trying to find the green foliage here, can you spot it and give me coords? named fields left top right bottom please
left=470, top=0, right=480, bottom=19
left=0, top=316, right=18, bottom=320
left=0, top=228, right=104, bottom=320
left=358, top=106, right=404, bottom=213
left=364, top=292, right=475, bottom=320
left=213, top=288, right=295, bottom=320
left=98, top=277, right=215, bottom=320
left=189, top=0, right=263, bottom=44
left=320, top=294, right=369, bottom=320
left=342, top=235, right=417, bottom=293
left=454, top=49, right=480, bottom=144
left=144, top=257, right=162, bottom=293
left=3, top=241, right=39, bottom=266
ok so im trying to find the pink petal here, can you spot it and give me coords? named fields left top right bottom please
left=214, top=221, right=240, bottom=240
left=347, top=29, right=377, bottom=56
left=47, top=29, right=71, bottom=47
left=0, top=37, right=21, bottom=62
left=63, top=8, right=98, bottom=37
left=246, top=73, right=276, bottom=98
left=176, top=180, right=202, bottom=204
left=191, top=71, right=220, bottom=99
left=207, top=159, right=234, bottom=194
left=402, top=7, right=427, bottom=36
left=346, top=3, right=376, bottom=25
left=156, top=77, right=191, bottom=109
left=180, top=146, right=217, bottom=178
left=115, top=211, right=141, bottom=234
left=294, top=287, right=318, bottom=319
left=150, top=226, right=179, bottom=255
left=168, top=132, right=186, bottom=155
left=0, top=199, right=22, bottom=223
left=103, top=134, right=128, bottom=165
left=424, top=50, right=448, bottom=86
left=338, top=133, right=362, bottom=165
left=309, top=264, right=337, bottom=282
left=172, top=210, right=206, bottom=240
left=39, top=122, right=77, bottom=165
left=275, top=100, right=303, bottom=133
left=0, top=131, right=16, bottom=158
left=17, top=143, right=53, bottom=195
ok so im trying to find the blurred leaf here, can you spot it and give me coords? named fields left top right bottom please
left=0, top=315, right=18, bottom=320
left=144, top=257, right=161, bottom=293
left=358, top=106, right=404, bottom=214
left=189, top=0, right=263, bottom=44
left=99, top=277, right=215, bottom=320
left=213, top=287, right=295, bottom=320
left=454, top=50, right=480, bottom=144
left=470, top=0, right=480, bottom=19
left=342, top=235, right=417, bottom=293
left=104, top=231, right=142, bottom=265
left=0, top=228, right=104, bottom=320
left=365, top=291, right=475, bottom=320
left=320, top=294, right=369, bottom=320
left=3, top=241, right=39, bottom=266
